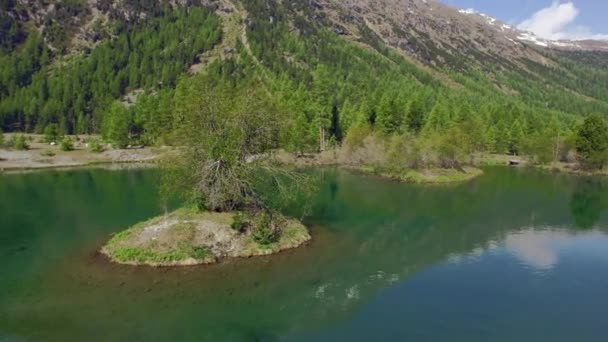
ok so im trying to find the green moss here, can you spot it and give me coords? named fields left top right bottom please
left=110, top=245, right=210, bottom=264
left=106, top=227, right=136, bottom=246
left=105, top=214, right=165, bottom=243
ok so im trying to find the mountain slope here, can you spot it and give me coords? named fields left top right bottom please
left=1, top=0, right=608, bottom=158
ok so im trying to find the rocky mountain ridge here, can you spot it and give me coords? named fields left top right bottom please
left=316, top=0, right=608, bottom=69
left=4, top=0, right=608, bottom=58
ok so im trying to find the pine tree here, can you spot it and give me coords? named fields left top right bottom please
left=288, top=111, right=313, bottom=155
left=546, top=114, right=562, bottom=164
left=576, top=114, right=608, bottom=169
left=508, top=119, right=525, bottom=155
left=312, top=65, right=334, bottom=150
left=424, top=101, right=450, bottom=133
left=405, top=97, right=425, bottom=133
left=43, top=123, right=60, bottom=143
left=376, top=93, right=399, bottom=134
left=76, top=112, right=87, bottom=135
left=486, top=125, right=498, bottom=152
left=104, top=102, right=130, bottom=149
left=340, top=100, right=356, bottom=134
left=461, top=110, right=488, bottom=152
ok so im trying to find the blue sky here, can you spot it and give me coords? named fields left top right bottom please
left=439, top=0, right=608, bottom=40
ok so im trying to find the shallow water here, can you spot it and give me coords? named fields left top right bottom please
left=1, top=167, right=608, bottom=341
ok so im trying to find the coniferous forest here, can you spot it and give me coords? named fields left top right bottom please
left=2, top=0, right=608, bottom=170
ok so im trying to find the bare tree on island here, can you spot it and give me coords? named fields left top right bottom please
left=160, top=76, right=315, bottom=244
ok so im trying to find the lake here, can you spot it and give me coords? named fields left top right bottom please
left=1, top=167, right=608, bottom=341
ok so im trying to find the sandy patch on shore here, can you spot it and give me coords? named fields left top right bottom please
left=1, top=134, right=164, bottom=171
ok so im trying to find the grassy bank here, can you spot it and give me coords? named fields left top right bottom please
left=350, top=165, right=484, bottom=184
left=276, top=150, right=484, bottom=184
left=476, top=153, right=608, bottom=177
left=101, top=208, right=311, bottom=266
left=536, top=162, right=608, bottom=177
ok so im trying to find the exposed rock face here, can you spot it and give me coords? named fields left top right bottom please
left=3, top=0, right=216, bottom=52
left=315, top=0, right=608, bottom=68
left=2, top=0, right=607, bottom=84
left=5, top=0, right=607, bottom=59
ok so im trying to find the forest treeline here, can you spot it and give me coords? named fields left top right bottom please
left=0, top=7, right=221, bottom=133
left=1, top=0, right=608, bottom=170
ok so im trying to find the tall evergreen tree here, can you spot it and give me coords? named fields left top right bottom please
left=376, top=93, right=400, bottom=134
left=104, top=102, right=130, bottom=149
left=424, top=101, right=450, bottom=133
left=509, top=119, right=525, bottom=155
left=405, top=97, right=425, bottom=133
left=576, top=114, right=608, bottom=169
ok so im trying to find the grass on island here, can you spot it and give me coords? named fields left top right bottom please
left=535, top=161, right=608, bottom=176
left=103, top=220, right=215, bottom=265
left=352, top=165, right=483, bottom=184
left=102, top=208, right=311, bottom=266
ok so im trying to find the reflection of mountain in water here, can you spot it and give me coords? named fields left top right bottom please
left=570, top=179, right=607, bottom=229
left=2, top=167, right=608, bottom=340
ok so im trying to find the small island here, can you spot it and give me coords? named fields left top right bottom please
left=351, top=165, right=483, bottom=184
left=102, top=209, right=310, bottom=266
left=101, top=82, right=315, bottom=267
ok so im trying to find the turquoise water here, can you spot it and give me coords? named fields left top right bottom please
left=1, top=167, right=608, bottom=341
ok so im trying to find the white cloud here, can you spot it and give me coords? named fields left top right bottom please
left=517, top=1, right=608, bottom=41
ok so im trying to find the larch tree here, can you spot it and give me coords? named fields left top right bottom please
left=576, top=114, right=608, bottom=169
left=161, top=75, right=314, bottom=225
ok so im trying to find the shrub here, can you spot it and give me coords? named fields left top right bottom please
left=0, top=129, right=4, bottom=147
left=190, top=246, right=210, bottom=259
left=252, top=211, right=281, bottom=245
left=344, top=124, right=372, bottom=151
left=231, top=212, right=249, bottom=232
left=340, top=132, right=386, bottom=166
left=523, top=132, right=555, bottom=165
left=60, top=136, right=74, bottom=151
left=88, top=138, right=104, bottom=153
left=437, top=136, right=462, bottom=168
left=386, top=133, right=420, bottom=169
left=40, top=149, right=56, bottom=157
left=43, top=124, right=60, bottom=143
left=12, top=135, right=29, bottom=150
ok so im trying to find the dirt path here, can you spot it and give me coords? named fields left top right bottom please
left=189, top=0, right=272, bottom=96
left=189, top=0, right=243, bottom=74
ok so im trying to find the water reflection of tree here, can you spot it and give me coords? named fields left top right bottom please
left=570, top=179, right=606, bottom=229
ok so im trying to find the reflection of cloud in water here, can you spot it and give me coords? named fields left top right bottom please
left=449, top=228, right=606, bottom=271
left=505, top=228, right=604, bottom=270
left=447, top=241, right=500, bottom=264
left=314, top=284, right=328, bottom=299
left=505, top=229, right=568, bottom=270
left=346, top=285, right=360, bottom=300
